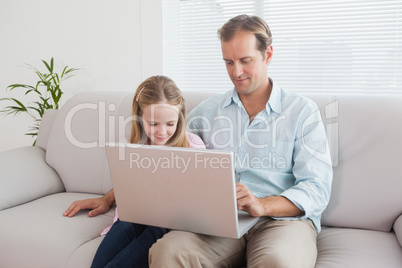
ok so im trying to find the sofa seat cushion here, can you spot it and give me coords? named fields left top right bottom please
left=316, top=227, right=402, bottom=267
left=65, top=236, right=104, bottom=268
left=0, top=192, right=114, bottom=268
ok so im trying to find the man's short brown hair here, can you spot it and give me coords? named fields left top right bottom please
left=217, top=14, right=272, bottom=58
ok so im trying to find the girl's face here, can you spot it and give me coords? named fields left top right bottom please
left=141, top=103, right=180, bottom=145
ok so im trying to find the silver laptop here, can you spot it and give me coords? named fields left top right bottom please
left=105, top=143, right=260, bottom=239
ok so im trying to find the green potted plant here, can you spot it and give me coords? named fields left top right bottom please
left=0, top=57, right=80, bottom=145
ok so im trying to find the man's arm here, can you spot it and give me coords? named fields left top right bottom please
left=63, top=189, right=115, bottom=217
left=238, top=102, right=332, bottom=220
left=236, top=183, right=304, bottom=218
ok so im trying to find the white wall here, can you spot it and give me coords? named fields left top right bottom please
left=0, top=0, right=163, bottom=152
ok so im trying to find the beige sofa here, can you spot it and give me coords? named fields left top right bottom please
left=1, top=91, right=402, bottom=267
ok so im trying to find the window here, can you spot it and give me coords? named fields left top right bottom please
left=163, top=0, right=402, bottom=93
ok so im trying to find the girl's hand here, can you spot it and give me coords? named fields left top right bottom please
left=63, top=190, right=115, bottom=217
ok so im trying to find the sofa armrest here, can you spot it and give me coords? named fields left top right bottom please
left=0, top=146, right=65, bottom=210
left=394, top=215, right=402, bottom=247
left=36, top=109, right=58, bottom=151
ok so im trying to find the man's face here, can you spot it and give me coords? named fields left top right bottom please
left=221, top=31, right=273, bottom=96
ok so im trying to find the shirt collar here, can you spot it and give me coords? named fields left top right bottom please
left=222, top=88, right=239, bottom=108
left=222, top=78, right=283, bottom=114
left=267, top=79, right=282, bottom=114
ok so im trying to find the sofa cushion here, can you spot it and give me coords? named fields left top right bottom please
left=182, top=91, right=219, bottom=113
left=316, top=227, right=402, bottom=267
left=0, top=192, right=114, bottom=268
left=65, top=236, right=104, bottom=268
left=0, top=146, right=64, bottom=210
left=306, top=94, right=402, bottom=232
left=45, top=92, right=133, bottom=194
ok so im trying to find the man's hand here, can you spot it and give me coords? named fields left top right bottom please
left=63, top=190, right=115, bottom=217
left=236, top=182, right=266, bottom=217
left=236, top=183, right=305, bottom=218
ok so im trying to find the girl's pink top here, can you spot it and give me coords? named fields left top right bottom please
left=101, top=131, right=206, bottom=235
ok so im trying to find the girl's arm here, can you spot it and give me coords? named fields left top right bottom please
left=63, top=189, right=115, bottom=217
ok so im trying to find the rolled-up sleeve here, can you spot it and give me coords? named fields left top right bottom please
left=280, top=103, right=333, bottom=223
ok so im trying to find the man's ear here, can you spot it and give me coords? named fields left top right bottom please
left=265, top=45, right=273, bottom=64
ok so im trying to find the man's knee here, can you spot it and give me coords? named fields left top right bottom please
left=149, top=233, right=178, bottom=258
left=248, top=249, right=316, bottom=268
left=149, top=231, right=198, bottom=267
left=149, top=230, right=247, bottom=268
left=246, top=219, right=317, bottom=268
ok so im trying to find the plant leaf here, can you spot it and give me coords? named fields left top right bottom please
left=54, top=73, right=60, bottom=84
left=42, top=58, right=53, bottom=73
left=27, top=105, right=44, bottom=117
left=26, top=64, right=46, bottom=81
left=50, top=57, right=54, bottom=72
left=0, top=106, right=24, bottom=116
left=37, top=71, right=47, bottom=82
left=61, top=66, right=68, bottom=78
left=48, top=73, right=58, bottom=87
left=7, top=84, right=36, bottom=92
left=39, top=96, right=52, bottom=109
left=35, top=80, right=46, bottom=94
left=10, top=98, right=28, bottom=111
left=25, top=132, right=38, bottom=138
left=65, top=67, right=80, bottom=75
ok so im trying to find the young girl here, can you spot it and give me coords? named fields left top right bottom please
left=91, top=75, right=205, bottom=268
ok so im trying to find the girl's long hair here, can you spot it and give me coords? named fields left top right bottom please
left=130, top=75, right=188, bottom=148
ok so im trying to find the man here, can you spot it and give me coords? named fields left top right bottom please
left=65, top=14, right=332, bottom=267
left=148, top=15, right=332, bottom=267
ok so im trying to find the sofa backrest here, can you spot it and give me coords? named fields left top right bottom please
left=45, top=92, right=134, bottom=195
left=307, top=93, right=402, bottom=232
left=41, top=90, right=402, bottom=232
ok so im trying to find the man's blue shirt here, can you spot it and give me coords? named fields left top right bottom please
left=187, top=79, right=333, bottom=232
